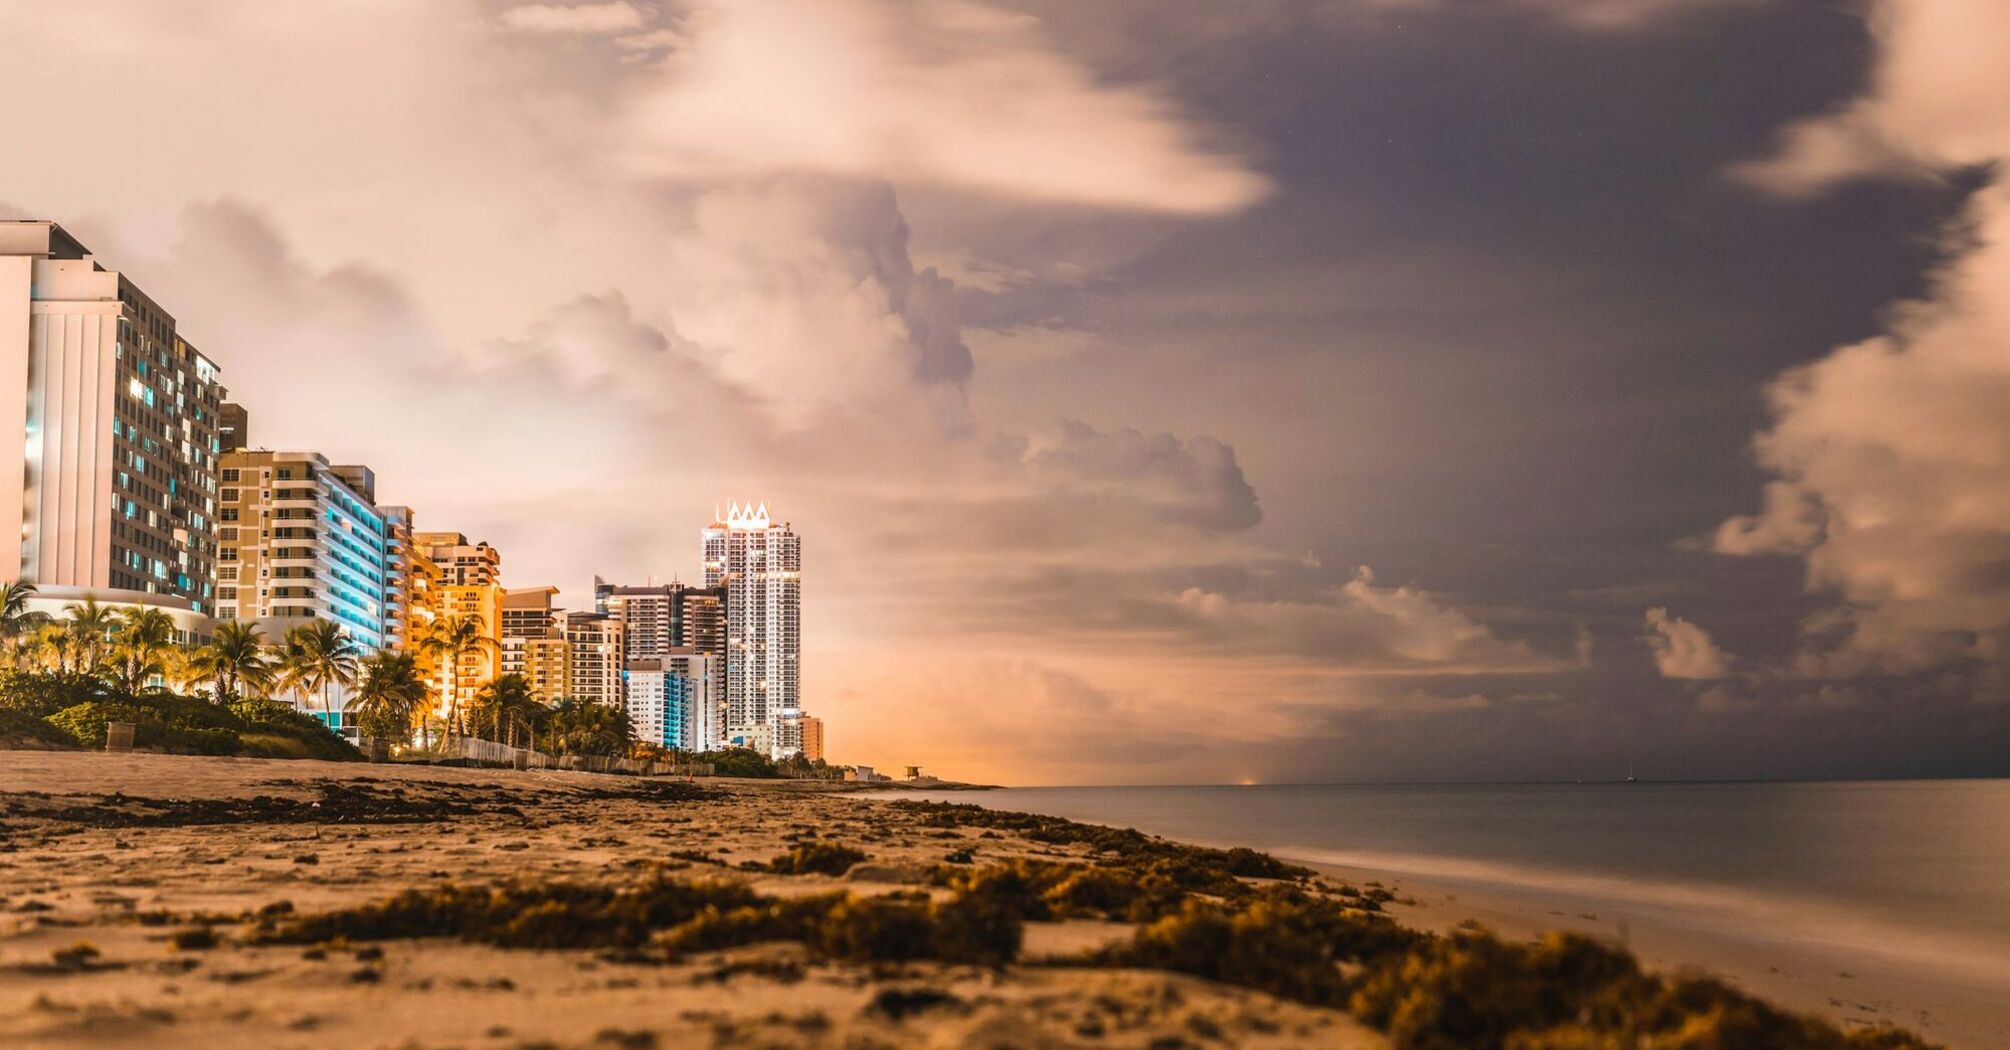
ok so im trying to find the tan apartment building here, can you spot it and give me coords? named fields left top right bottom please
left=500, top=586, right=570, bottom=700
left=561, top=610, right=624, bottom=708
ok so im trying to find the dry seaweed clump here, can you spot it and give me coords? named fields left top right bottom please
left=1090, top=890, right=1422, bottom=1006
left=1086, top=898, right=1941, bottom=1050
left=766, top=842, right=868, bottom=876
left=893, top=801, right=1311, bottom=899
left=255, top=877, right=767, bottom=950
left=256, top=872, right=1023, bottom=967
left=1349, top=928, right=1945, bottom=1050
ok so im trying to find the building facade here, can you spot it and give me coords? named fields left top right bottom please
left=215, top=450, right=389, bottom=649
left=411, top=531, right=502, bottom=714
left=1, top=221, right=225, bottom=611
left=379, top=505, right=435, bottom=652
left=499, top=586, right=569, bottom=700
left=561, top=610, right=624, bottom=708
left=595, top=577, right=727, bottom=735
left=702, top=502, right=802, bottom=759
left=624, top=647, right=717, bottom=752
left=798, top=714, right=824, bottom=763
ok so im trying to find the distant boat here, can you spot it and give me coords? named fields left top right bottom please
left=1626, top=762, right=1638, bottom=784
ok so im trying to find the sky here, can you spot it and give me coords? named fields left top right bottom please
left=4, top=0, right=2007, bottom=784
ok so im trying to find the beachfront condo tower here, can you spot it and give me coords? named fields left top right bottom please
left=625, top=649, right=718, bottom=752
left=1, top=221, right=226, bottom=612
left=703, top=502, right=802, bottom=759
left=215, top=451, right=391, bottom=651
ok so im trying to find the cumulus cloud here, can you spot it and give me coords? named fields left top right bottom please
left=1642, top=608, right=1731, bottom=679
left=616, top=0, right=1269, bottom=213
left=498, top=2, right=645, bottom=34
left=1721, top=0, right=2010, bottom=677
left=1019, top=419, right=1260, bottom=531
left=1164, top=568, right=1575, bottom=674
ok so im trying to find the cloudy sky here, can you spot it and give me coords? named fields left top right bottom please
left=6, top=0, right=2007, bottom=783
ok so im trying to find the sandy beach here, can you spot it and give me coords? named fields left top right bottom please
left=0, top=753, right=1379, bottom=1050
left=2, top=752, right=1975, bottom=1049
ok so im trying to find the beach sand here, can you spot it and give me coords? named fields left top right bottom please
left=0, top=753, right=1380, bottom=1050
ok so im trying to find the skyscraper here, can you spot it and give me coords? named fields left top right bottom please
left=703, top=502, right=801, bottom=759
left=1, top=221, right=225, bottom=611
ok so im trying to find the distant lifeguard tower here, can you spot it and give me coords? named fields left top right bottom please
left=905, top=765, right=923, bottom=781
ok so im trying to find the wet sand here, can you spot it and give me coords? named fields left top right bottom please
left=0, top=753, right=1380, bottom=1049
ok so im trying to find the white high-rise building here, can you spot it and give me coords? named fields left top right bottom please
left=703, top=502, right=801, bottom=759
left=625, top=648, right=718, bottom=753
left=1, top=221, right=226, bottom=610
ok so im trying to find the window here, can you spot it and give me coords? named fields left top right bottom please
left=221, top=468, right=239, bottom=483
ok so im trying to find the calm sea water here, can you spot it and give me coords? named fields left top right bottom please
left=894, top=780, right=2010, bottom=984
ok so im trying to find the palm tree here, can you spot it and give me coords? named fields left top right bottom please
left=353, top=650, right=429, bottom=749
left=108, top=606, right=178, bottom=694
left=62, top=597, right=116, bottom=677
left=281, top=619, right=362, bottom=733
left=415, top=613, right=498, bottom=741
left=31, top=622, right=76, bottom=674
left=0, top=579, right=49, bottom=646
left=471, top=673, right=541, bottom=748
left=186, top=621, right=276, bottom=703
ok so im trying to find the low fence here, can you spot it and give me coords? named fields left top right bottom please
left=417, top=736, right=713, bottom=777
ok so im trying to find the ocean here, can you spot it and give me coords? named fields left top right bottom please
left=892, top=779, right=2010, bottom=1010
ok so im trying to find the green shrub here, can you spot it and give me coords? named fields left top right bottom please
left=0, top=707, right=81, bottom=747
left=36, top=691, right=359, bottom=761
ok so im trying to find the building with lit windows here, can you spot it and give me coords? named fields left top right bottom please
left=500, top=586, right=570, bottom=700
left=215, top=451, right=389, bottom=650
left=703, top=502, right=802, bottom=759
left=594, top=577, right=726, bottom=728
left=561, top=610, right=624, bottom=708
left=379, top=506, right=434, bottom=652
left=625, top=648, right=716, bottom=751
left=409, top=531, right=502, bottom=713
left=1, top=221, right=225, bottom=610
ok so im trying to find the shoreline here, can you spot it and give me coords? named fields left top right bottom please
left=875, top=786, right=2010, bottom=1050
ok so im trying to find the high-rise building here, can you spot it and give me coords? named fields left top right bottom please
left=703, top=502, right=802, bottom=759
left=561, top=610, right=624, bottom=708
left=625, top=648, right=716, bottom=752
left=415, top=532, right=499, bottom=586
left=410, top=531, right=502, bottom=713
left=594, top=577, right=728, bottom=733
left=379, top=506, right=435, bottom=652
left=1, top=221, right=225, bottom=611
left=499, top=586, right=569, bottom=700
left=798, top=715, right=825, bottom=763
left=216, top=451, right=389, bottom=649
